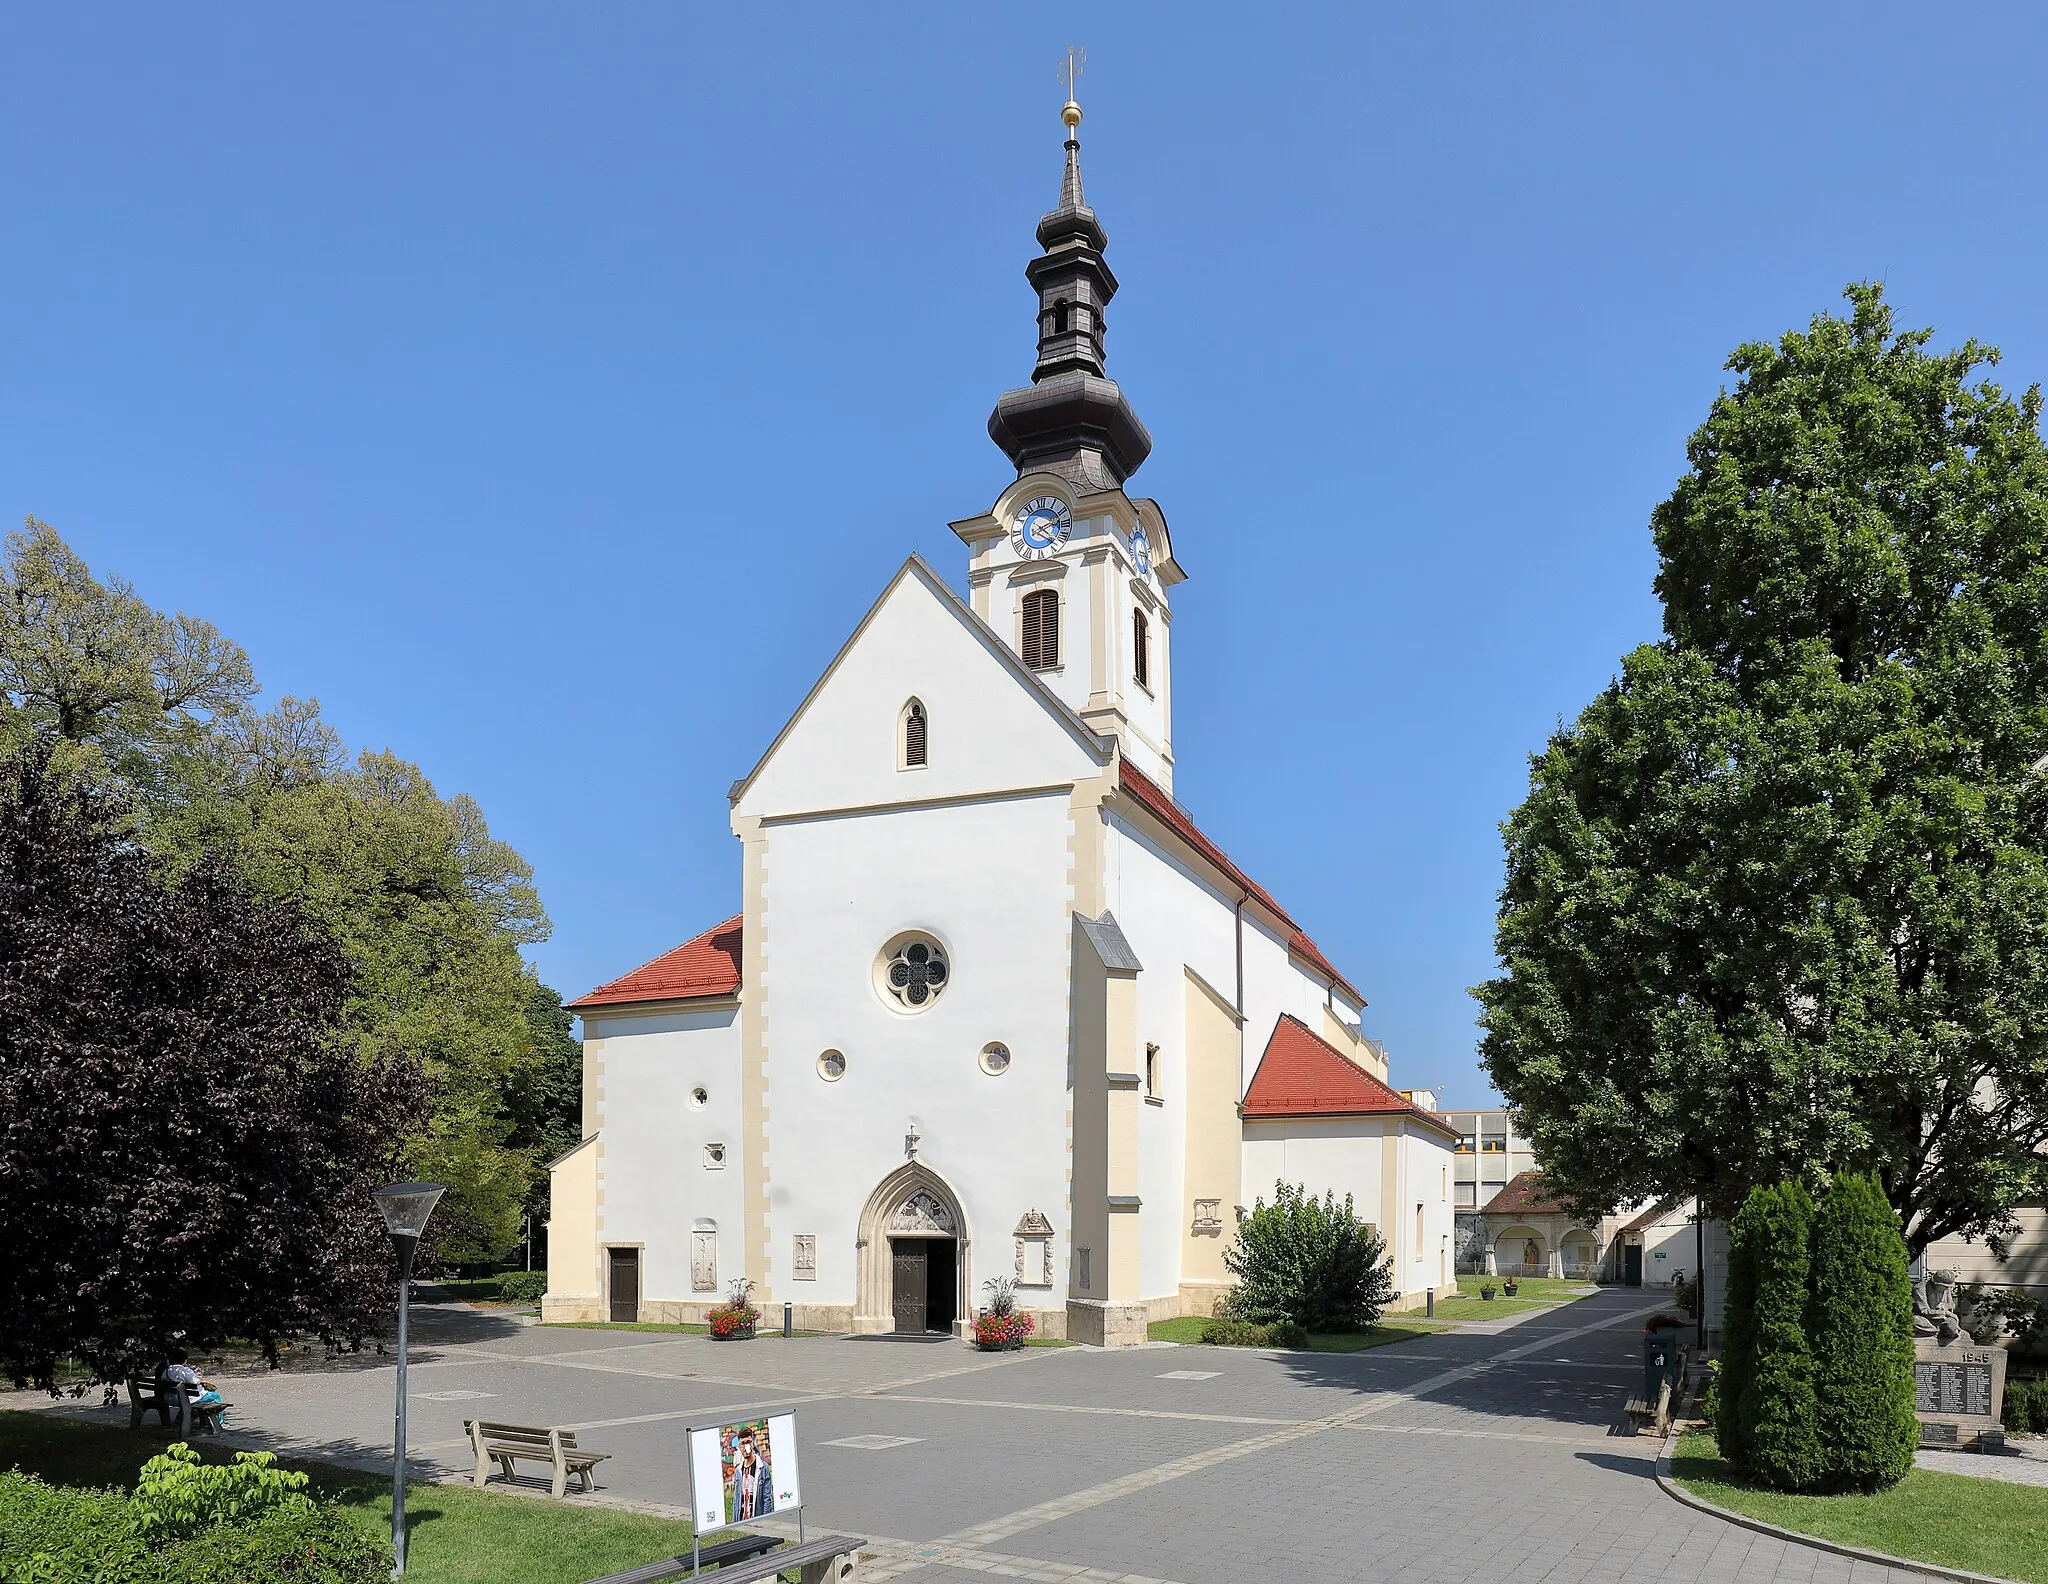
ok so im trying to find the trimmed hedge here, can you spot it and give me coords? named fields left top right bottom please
left=1709, top=1182, right=1767, bottom=1470
left=0, top=1468, right=388, bottom=1583
left=2004, top=1378, right=2048, bottom=1434
left=1740, top=1180, right=1823, bottom=1490
left=1808, top=1172, right=1918, bottom=1491
left=495, top=1269, right=548, bottom=1304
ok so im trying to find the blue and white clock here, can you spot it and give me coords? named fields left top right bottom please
left=1129, top=522, right=1152, bottom=577
left=1012, top=495, right=1073, bottom=559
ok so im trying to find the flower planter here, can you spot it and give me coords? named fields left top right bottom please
left=973, top=1311, right=1034, bottom=1351
left=1480, top=1289, right=1496, bottom=1302
left=710, top=1321, right=756, bottom=1341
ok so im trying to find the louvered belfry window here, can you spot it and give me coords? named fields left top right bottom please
left=1021, top=589, right=1060, bottom=671
left=902, top=699, right=927, bottom=767
left=1133, top=608, right=1150, bottom=689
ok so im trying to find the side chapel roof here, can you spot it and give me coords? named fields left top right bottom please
left=566, top=915, right=743, bottom=1010
left=1242, top=1015, right=1458, bottom=1137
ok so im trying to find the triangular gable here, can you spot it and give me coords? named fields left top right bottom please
left=1242, top=1015, right=1458, bottom=1137
left=728, top=554, right=1111, bottom=814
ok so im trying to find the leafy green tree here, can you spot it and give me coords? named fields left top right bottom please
left=1809, top=1172, right=1919, bottom=1490
left=505, top=981, right=585, bottom=1262
left=1708, top=1183, right=1767, bottom=1469
left=0, top=519, right=563, bottom=1266
left=0, top=741, right=427, bottom=1390
left=1476, top=286, right=2048, bottom=1251
left=1740, top=1180, right=1823, bottom=1489
left=1223, top=1181, right=1396, bottom=1332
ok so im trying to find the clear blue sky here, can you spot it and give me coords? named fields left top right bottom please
left=7, top=4, right=2048, bottom=1106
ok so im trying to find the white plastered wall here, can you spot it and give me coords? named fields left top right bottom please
left=584, top=1004, right=746, bottom=1312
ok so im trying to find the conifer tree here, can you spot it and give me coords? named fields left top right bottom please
left=1710, top=1184, right=1767, bottom=1470
left=1810, top=1172, right=1919, bottom=1490
left=1740, top=1181, right=1823, bottom=1489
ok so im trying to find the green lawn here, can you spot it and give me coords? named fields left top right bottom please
left=0, top=1408, right=738, bottom=1584
left=1146, top=1315, right=1446, bottom=1350
left=1422, top=1277, right=1603, bottom=1323
left=1669, top=1429, right=2048, bottom=1584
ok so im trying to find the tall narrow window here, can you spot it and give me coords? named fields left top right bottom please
left=1021, top=589, right=1060, bottom=671
left=1132, top=608, right=1150, bottom=689
left=1053, top=299, right=1070, bottom=334
left=901, top=698, right=927, bottom=769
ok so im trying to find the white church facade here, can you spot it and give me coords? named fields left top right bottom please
left=544, top=95, right=1457, bottom=1345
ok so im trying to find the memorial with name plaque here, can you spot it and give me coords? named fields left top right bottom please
left=1913, top=1339, right=2005, bottom=1450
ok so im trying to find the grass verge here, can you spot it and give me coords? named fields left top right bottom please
left=0, top=1407, right=732, bottom=1584
left=1669, top=1428, right=2048, bottom=1584
left=1145, top=1316, right=1446, bottom=1350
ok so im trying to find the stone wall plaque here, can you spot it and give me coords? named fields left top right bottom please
left=1913, top=1339, right=2006, bottom=1451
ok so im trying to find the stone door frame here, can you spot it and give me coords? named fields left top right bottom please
left=854, top=1162, right=971, bottom=1335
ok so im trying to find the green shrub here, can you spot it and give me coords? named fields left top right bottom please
left=1197, top=1317, right=1310, bottom=1348
left=495, top=1269, right=548, bottom=1304
left=1709, top=1183, right=1768, bottom=1469
left=133, top=1445, right=312, bottom=1540
left=2015, top=1379, right=2048, bottom=1435
left=0, top=1465, right=387, bottom=1583
left=1807, top=1172, right=1918, bottom=1491
left=1740, top=1180, right=1823, bottom=1490
left=1222, top=1181, right=1395, bottom=1332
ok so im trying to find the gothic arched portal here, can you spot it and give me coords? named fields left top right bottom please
left=854, top=1163, right=971, bottom=1335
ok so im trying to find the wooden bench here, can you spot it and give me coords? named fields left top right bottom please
left=576, top=1532, right=779, bottom=1583
left=465, top=1419, right=612, bottom=1498
left=580, top=1533, right=867, bottom=1584
left=1623, top=1377, right=1671, bottom=1435
left=127, top=1376, right=232, bottom=1437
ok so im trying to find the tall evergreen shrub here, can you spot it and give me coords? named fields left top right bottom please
left=1710, top=1183, right=1768, bottom=1470
left=1739, top=1180, right=1823, bottom=1489
left=1809, top=1172, right=1918, bottom=1490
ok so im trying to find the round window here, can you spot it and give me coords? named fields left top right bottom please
left=818, top=1049, right=846, bottom=1082
left=980, top=1042, right=1011, bottom=1076
left=688, top=1086, right=708, bottom=1110
left=875, top=932, right=950, bottom=1012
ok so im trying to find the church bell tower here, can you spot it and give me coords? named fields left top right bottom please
left=954, top=75, right=1183, bottom=791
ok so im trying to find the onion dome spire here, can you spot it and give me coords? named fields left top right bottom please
left=987, top=69, right=1152, bottom=491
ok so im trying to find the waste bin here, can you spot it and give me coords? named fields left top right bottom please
left=1643, top=1326, right=1680, bottom=1403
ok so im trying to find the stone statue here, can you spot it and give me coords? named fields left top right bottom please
left=1913, top=1269, right=1962, bottom=1347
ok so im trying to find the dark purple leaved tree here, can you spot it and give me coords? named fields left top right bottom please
left=0, top=738, right=429, bottom=1390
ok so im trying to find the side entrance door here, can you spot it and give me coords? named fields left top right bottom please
left=608, top=1248, right=640, bottom=1322
left=1623, top=1243, right=1643, bottom=1287
left=891, top=1239, right=928, bottom=1333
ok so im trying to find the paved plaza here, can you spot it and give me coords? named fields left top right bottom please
left=39, top=1288, right=1928, bottom=1583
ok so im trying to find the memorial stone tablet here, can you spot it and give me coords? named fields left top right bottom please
left=1912, top=1339, right=2006, bottom=1451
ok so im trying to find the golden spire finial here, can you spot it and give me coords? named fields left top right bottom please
left=1060, top=45, right=1085, bottom=137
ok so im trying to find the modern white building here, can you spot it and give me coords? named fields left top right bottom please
left=543, top=97, right=1456, bottom=1345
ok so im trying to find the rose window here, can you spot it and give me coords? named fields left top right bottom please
left=883, top=938, right=949, bottom=1009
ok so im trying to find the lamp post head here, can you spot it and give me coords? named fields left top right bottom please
left=373, top=1181, right=448, bottom=1241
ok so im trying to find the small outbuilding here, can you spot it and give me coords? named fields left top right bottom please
left=1478, top=1171, right=1604, bottom=1279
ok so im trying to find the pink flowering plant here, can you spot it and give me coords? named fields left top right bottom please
left=974, top=1277, right=1036, bottom=1349
left=707, top=1277, right=760, bottom=1339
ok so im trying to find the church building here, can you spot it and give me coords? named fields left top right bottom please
left=544, top=93, right=1458, bottom=1345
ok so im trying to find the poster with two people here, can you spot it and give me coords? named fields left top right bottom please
left=687, top=1413, right=801, bottom=1532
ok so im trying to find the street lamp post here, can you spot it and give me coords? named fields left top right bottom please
left=373, top=1181, right=447, bottom=1578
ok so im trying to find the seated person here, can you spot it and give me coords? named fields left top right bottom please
left=159, top=1355, right=226, bottom=1427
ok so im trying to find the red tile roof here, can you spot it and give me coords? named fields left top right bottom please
left=1115, top=761, right=1366, bottom=1008
left=567, top=915, right=743, bottom=1010
left=1241, top=1015, right=1457, bottom=1135
left=1481, top=1170, right=1572, bottom=1218
left=1624, top=1197, right=1687, bottom=1232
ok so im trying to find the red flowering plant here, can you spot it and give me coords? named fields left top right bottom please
left=707, top=1278, right=760, bottom=1339
left=974, top=1277, right=1036, bottom=1350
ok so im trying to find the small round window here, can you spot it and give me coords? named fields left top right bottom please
left=876, top=933, right=949, bottom=1012
left=688, top=1086, right=708, bottom=1110
left=980, top=1042, right=1011, bottom=1076
left=818, top=1049, right=846, bottom=1082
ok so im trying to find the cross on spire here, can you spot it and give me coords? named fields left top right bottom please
left=1060, top=45, right=1085, bottom=109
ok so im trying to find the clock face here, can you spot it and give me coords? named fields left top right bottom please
left=1130, top=523, right=1153, bottom=576
left=1012, top=496, right=1073, bottom=559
